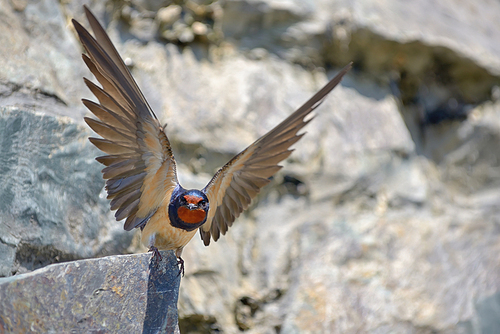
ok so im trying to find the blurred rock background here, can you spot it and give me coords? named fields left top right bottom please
left=1, top=0, right=499, bottom=333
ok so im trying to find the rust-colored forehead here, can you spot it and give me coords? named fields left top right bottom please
left=184, top=194, right=203, bottom=204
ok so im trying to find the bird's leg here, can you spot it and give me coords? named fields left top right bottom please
left=175, top=247, right=185, bottom=277
left=148, top=245, right=162, bottom=264
left=148, top=234, right=162, bottom=265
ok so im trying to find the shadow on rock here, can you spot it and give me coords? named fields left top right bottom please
left=143, top=251, right=181, bottom=334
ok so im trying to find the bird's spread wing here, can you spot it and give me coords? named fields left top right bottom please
left=200, top=63, right=352, bottom=245
left=73, top=7, right=178, bottom=231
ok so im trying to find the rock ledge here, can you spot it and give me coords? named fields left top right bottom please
left=0, top=251, right=180, bottom=333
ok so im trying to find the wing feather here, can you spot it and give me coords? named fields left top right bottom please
left=200, top=63, right=352, bottom=245
left=247, top=150, right=294, bottom=166
left=101, top=158, right=145, bottom=179
left=106, top=172, right=146, bottom=196
left=73, top=7, right=178, bottom=231
left=84, top=117, right=135, bottom=142
left=88, top=137, right=138, bottom=155
left=96, top=154, right=136, bottom=167
left=82, top=99, right=135, bottom=132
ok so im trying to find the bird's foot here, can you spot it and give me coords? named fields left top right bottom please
left=177, top=257, right=185, bottom=277
left=148, top=245, right=162, bottom=265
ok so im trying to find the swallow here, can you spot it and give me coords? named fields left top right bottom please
left=72, top=6, right=351, bottom=275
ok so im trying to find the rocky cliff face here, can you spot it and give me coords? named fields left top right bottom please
left=1, top=0, right=499, bottom=333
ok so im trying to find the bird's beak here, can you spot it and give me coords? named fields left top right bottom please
left=187, top=203, right=197, bottom=210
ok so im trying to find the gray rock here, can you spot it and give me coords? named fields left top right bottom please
left=436, top=99, right=500, bottom=194
left=176, top=152, right=500, bottom=333
left=0, top=0, right=89, bottom=117
left=476, top=293, right=500, bottom=334
left=332, top=0, right=500, bottom=75
left=272, top=200, right=500, bottom=333
left=0, top=250, right=181, bottom=333
left=221, top=0, right=500, bottom=121
left=0, top=107, right=132, bottom=276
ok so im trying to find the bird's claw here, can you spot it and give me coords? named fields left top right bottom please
left=177, top=257, right=185, bottom=277
left=149, top=246, right=162, bottom=266
left=149, top=246, right=184, bottom=276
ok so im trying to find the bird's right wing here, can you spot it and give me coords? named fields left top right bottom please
left=200, top=63, right=352, bottom=245
left=73, top=7, right=178, bottom=231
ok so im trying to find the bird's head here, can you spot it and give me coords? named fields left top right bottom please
left=169, top=189, right=209, bottom=231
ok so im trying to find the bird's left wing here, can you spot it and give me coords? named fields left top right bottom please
left=200, top=63, right=352, bottom=245
left=73, top=7, right=178, bottom=231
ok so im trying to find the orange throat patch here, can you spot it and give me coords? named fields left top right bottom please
left=177, top=206, right=206, bottom=224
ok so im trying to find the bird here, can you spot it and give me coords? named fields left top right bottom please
left=72, top=6, right=351, bottom=275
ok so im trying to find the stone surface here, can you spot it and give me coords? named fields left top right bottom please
left=222, top=0, right=500, bottom=122
left=178, top=156, right=500, bottom=333
left=0, top=107, right=132, bottom=277
left=0, top=0, right=89, bottom=117
left=0, top=0, right=499, bottom=333
left=0, top=251, right=181, bottom=333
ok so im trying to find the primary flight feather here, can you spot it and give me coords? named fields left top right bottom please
left=73, top=6, right=351, bottom=274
